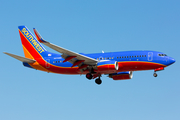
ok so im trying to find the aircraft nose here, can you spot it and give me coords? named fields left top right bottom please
left=169, top=57, right=176, bottom=65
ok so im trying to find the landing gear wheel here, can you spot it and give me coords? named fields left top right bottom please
left=86, top=73, right=93, bottom=80
left=95, top=78, right=102, bottom=85
left=153, top=73, right=157, bottom=77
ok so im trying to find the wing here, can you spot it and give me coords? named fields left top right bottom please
left=43, top=42, right=97, bottom=65
left=4, top=52, right=36, bottom=63
left=33, top=28, right=98, bottom=69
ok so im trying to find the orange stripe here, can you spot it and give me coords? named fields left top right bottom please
left=22, top=45, right=34, bottom=60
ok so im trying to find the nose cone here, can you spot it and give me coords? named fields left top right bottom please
left=168, top=57, right=176, bottom=65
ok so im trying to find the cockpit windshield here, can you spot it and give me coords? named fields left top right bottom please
left=158, top=54, right=167, bottom=56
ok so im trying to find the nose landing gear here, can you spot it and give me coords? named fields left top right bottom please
left=153, top=67, right=164, bottom=77
left=153, top=72, right=157, bottom=77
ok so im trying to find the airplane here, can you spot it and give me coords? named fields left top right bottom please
left=4, top=26, right=176, bottom=85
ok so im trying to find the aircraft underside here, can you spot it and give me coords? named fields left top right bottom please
left=25, top=60, right=166, bottom=85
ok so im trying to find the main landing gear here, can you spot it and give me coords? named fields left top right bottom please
left=86, top=73, right=93, bottom=80
left=95, top=77, right=102, bottom=85
left=86, top=73, right=102, bottom=85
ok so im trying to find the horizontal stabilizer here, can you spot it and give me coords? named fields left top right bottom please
left=4, top=52, right=36, bottom=63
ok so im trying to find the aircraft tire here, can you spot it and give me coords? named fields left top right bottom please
left=86, top=73, right=93, bottom=80
left=153, top=73, right=157, bottom=77
left=95, top=78, right=102, bottom=85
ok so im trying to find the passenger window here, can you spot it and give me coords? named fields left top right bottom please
left=127, top=56, right=128, bottom=58
left=112, top=57, right=114, bottom=59
left=145, top=55, right=146, bottom=57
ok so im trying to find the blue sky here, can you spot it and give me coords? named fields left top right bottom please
left=0, top=0, right=180, bottom=120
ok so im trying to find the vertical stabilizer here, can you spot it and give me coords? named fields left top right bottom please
left=18, top=26, right=47, bottom=60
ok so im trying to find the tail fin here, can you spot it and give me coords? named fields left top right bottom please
left=18, top=26, right=47, bottom=60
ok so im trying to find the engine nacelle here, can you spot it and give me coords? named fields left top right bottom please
left=109, top=71, right=133, bottom=80
left=97, top=61, right=119, bottom=72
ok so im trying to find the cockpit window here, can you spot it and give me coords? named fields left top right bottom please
left=158, top=54, right=167, bottom=56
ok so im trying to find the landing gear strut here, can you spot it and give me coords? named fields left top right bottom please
left=153, top=72, right=157, bottom=77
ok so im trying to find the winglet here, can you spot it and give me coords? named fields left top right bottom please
left=33, top=28, right=48, bottom=43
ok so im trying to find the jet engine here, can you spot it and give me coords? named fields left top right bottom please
left=109, top=71, right=133, bottom=80
left=96, top=61, right=119, bottom=72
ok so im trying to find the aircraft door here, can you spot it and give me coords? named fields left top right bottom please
left=148, top=52, right=153, bottom=61
left=46, top=59, right=50, bottom=68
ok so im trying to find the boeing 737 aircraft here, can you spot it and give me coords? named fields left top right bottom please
left=4, top=26, right=176, bottom=85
